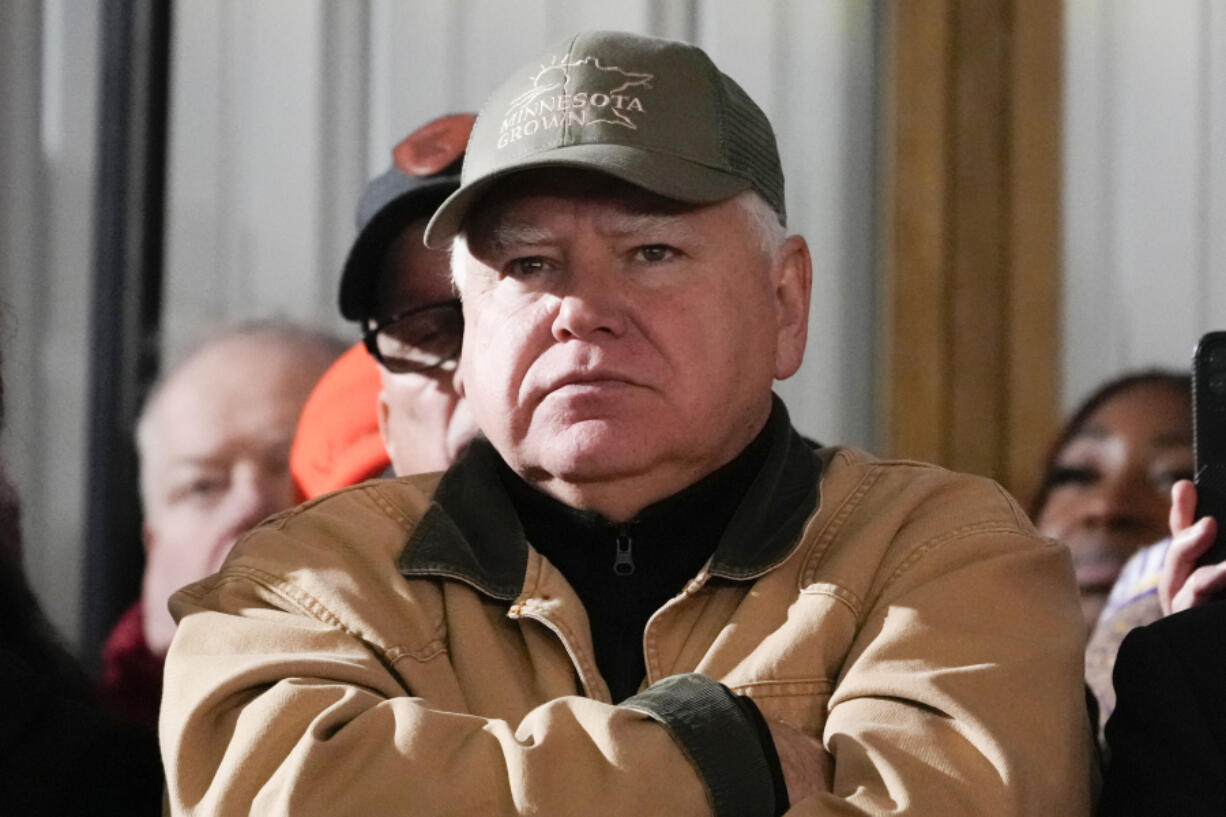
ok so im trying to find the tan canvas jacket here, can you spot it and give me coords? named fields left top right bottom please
left=161, top=414, right=1091, bottom=816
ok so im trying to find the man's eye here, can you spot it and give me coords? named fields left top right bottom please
left=506, top=257, right=551, bottom=277
left=188, top=478, right=226, bottom=497
left=169, top=477, right=227, bottom=505
left=636, top=244, right=676, bottom=263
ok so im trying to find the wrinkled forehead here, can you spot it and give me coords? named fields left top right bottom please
left=460, top=169, right=712, bottom=250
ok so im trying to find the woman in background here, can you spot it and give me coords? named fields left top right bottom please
left=1031, top=370, right=1192, bottom=633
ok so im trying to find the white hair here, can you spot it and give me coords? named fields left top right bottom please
left=449, top=187, right=787, bottom=291
left=449, top=237, right=469, bottom=291
left=732, top=189, right=788, bottom=263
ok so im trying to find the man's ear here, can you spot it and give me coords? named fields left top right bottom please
left=773, top=234, right=812, bottom=380
left=454, top=340, right=469, bottom=401
left=376, top=390, right=396, bottom=463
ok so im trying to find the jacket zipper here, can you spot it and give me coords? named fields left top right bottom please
left=613, top=528, right=635, bottom=576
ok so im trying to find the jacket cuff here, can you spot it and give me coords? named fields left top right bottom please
left=621, top=673, right=777, bottom=817
left=731, top=692, right=789, bottom=815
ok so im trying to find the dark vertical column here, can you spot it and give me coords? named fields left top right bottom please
left=84, top=0, right=172, bottom=670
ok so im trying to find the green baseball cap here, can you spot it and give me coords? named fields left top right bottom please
left=423, top=30, right=785, bottom=248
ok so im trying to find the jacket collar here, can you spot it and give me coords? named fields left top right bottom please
left=398, top=395, right=821, bottom=598
left=708, top=397, right=821, bottom=579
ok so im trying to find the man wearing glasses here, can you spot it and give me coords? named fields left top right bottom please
left=292, top=115, right=478, bottom=497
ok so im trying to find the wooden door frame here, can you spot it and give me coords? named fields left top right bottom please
left=876, top=0, right=1063, bottom=504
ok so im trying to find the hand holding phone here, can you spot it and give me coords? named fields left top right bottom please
left=1160, top=480, right=1224, bottom=615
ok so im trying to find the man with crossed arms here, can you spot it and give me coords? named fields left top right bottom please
left=161, top=31, right=1091, bottom=816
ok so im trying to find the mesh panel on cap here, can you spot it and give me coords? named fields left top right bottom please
left=719, top=73, right=786, bottom=226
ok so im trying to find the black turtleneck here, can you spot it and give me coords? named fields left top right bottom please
left=498, top=421, right=773, bottom=703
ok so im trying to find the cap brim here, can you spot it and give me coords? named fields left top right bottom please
left=423, top=143, right=752, bottom=248
left=339, top=177, right=458, bottom=321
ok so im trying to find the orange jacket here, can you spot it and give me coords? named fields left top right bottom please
left=289, top=343, right=389, bottom=501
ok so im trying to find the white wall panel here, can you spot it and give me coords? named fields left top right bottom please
left=34, top=0, right=99, bottom=646
left=1063, top=0, right=1120, bottom=400
left=1207, top=2, right=1226, bottom=323
left=1063, top=0, right=1226, bottom=408
left=164, top=0, right=365, bottom=360
left=1111, top=3, right=1200, bottom=363
left=0, top=0, right=101, bottom=646
left=0, top=0, right=45, bottom=584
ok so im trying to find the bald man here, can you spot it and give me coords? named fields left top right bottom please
left=99, top=322, right=343, bottom=729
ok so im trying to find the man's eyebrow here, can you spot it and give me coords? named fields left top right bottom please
left=598, top=210, right=701, bottom=242
left=484, top=222, right=557, bottom=252
left=479, top=211, right=700, bottom=251
left=164, top=456, right=227, bottom=472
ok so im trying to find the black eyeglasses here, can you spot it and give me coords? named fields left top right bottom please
left=362, top=300, right=464, bottom=374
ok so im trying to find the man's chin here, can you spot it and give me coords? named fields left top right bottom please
left=537, top=456, right=640, bottom=486
left=523, top=421, right=647, bottom=472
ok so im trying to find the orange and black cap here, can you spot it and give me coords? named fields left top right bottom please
left=339, top=113, right=474, bottom=321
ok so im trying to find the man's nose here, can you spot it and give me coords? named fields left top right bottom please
left=550, top=263, right=627, bottom=342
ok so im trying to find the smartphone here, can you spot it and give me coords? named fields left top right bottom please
left=1192, top=330, right=1226, bottom=566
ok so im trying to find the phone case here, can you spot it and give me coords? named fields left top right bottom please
left=1193, top=330, right=1226, bottom=566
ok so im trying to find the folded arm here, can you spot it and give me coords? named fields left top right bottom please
left=160, top=573, right=777, bottom=817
